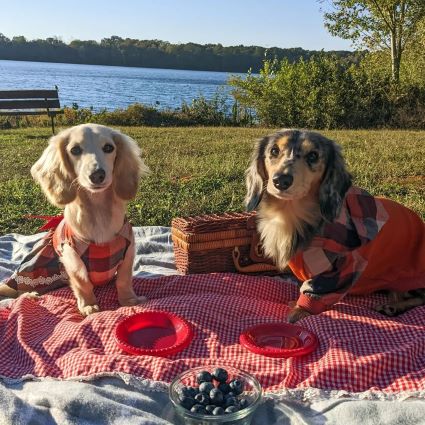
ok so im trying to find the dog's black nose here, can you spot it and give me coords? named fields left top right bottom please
left=89, top=169, right=106, bottom=184
left=273, top=174, right=293, bottom=190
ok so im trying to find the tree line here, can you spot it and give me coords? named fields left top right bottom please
left=0, top=33, right=357, bottom=73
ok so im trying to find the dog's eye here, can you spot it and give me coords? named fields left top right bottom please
left=70, top=146, right=82, bottom=156
left=103, top=144, right=115, bottom=153
left=270, top=146, right=280, bottom=157
left=306, top=151, right=319, bottom=163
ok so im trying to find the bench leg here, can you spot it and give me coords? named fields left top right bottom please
left=51, top=116, right=55, bottom=134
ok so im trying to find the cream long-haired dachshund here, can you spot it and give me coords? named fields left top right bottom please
left=246, top=129, right=425, bottom=323
left=0, top=124, right=149, bottom=316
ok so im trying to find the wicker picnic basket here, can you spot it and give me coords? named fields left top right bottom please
left=171, top=211, right=279, bottom=275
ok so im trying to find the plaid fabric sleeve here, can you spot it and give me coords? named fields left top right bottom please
left=296, top=249, right=368, bottom=314
left=346, top=188, right=389, bottom=245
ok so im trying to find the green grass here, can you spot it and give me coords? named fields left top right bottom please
left=0, top=127, right=424, bottom=235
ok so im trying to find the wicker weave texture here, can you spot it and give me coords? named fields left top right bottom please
left=171, top=211, right=256, bottom=233
left=173, top=244, right=252, bottom=274
left=172, top=212, right=257, bottom=274
left=171, top=227, right=253, bottom=244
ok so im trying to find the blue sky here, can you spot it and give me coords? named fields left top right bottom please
left=0, top=0, right=352, bottom=51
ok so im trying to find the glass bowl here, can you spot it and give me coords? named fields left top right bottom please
left=169, top=365, right=262, bottom=425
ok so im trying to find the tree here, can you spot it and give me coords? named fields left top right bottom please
left=12, top=35, right=26, bottom=43
left=401, top=17, right=425, bottom=87
left=321, top=0, right=425, bottom=84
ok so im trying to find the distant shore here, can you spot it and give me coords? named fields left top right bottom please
left=0, top=34, right=356, bottom=74
left=0, top=57, right=242, bottom=75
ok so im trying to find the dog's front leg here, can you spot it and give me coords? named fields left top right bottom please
left=287, top=305, right=312, bottom=323
left=116, top=236, right=147, bottom=307
left=61, top=245, right=99, bottom=316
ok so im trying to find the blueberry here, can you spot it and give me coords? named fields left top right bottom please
left=179, top=396, right=195, bottom=410
left=212, top=406, right=225, bottom=415
left=199, top=382, right=214, bottom=393
left=224, top=392, right=236, bottom=400
left=188, top=386, right=199, bottom=397
left=209, top=388, right=224, bottom=405
left=225, top=405, right=239, bottom=413
left=194, top=392, right=210, bottom=406
left=212, top=367, right=228, bottom=383
left=190, top=404, right=207, bottom=414
left=217, top=382, right=231, bottom=394
left=197, top=371, right=213, bottom=384
left=205, top=405, right=217, bottom=414
left=224, top=396, right=238, bottom=408
left=238, top=398, right=249, bottom=409
left=229, top=379, right=244, bottom=395
left=180, top=386, right=198, bottom=398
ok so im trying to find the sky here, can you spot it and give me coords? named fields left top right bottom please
left=0, top=0, right=352, bottom=51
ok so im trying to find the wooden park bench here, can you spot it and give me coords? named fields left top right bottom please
left=0, top=87, right=63, bottom=134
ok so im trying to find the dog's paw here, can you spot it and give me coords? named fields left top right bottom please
left=287, top=300, right=297, bottom=309
left=79, top=304, right=100, bottom=316
left=20, top=291, right=40, bottom=299
left=287, top=306, right=312, bottom=323
left=119, top=295, right=148, bottom=307
left=374, top=304, right=399, bottom=317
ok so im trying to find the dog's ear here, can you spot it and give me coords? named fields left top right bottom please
left=319, top=139, right=352, bottom=222
left=112, top=130, right=150, bottom=200
left=31, top=129, right=77, bottom=207
left=245, top=136, right=269, bottom=211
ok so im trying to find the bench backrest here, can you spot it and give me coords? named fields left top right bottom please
left=0, top=89, right=61, bottom=113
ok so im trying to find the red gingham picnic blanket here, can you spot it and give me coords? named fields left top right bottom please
left=0, top=273, right=424, bottom=393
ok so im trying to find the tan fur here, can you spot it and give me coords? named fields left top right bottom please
left=30, top=127, right=77, bottom=207
left=7, top=124, right=150, bottom=316
left=375, top=289, right=425, bottom=317
left=263, top=134, right=326, bottom=202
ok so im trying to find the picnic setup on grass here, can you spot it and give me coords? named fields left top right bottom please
left=1, top=0, right=425, bottom=418
left=0, top=121, right=424, bottom=424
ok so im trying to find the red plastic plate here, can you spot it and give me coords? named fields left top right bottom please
left=115, top=311, right=193, bottom=357
left=240, top=323, right=318, bottom=358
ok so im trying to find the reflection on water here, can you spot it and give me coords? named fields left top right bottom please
left=0, top=60, right=244, bottom=111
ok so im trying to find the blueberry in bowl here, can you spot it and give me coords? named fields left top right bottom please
left=169, top=365, right=262, bottom=424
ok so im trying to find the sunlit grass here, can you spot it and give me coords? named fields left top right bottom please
left=0, top=127, right=424, bottom=234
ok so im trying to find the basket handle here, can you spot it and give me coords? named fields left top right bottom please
left=232, top=246, right=278, bottom=273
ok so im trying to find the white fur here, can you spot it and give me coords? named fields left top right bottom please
left=30, top=124, right=150, bottom=315
left=257, top=196, right=321, bottom=270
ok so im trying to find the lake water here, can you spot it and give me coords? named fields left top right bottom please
left=0, top=60, right=244, bottom=111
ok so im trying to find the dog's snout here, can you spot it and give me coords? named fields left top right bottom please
left=273, top=174, right=294, bottom=191
left=89, top=169, right=106, bottom=185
